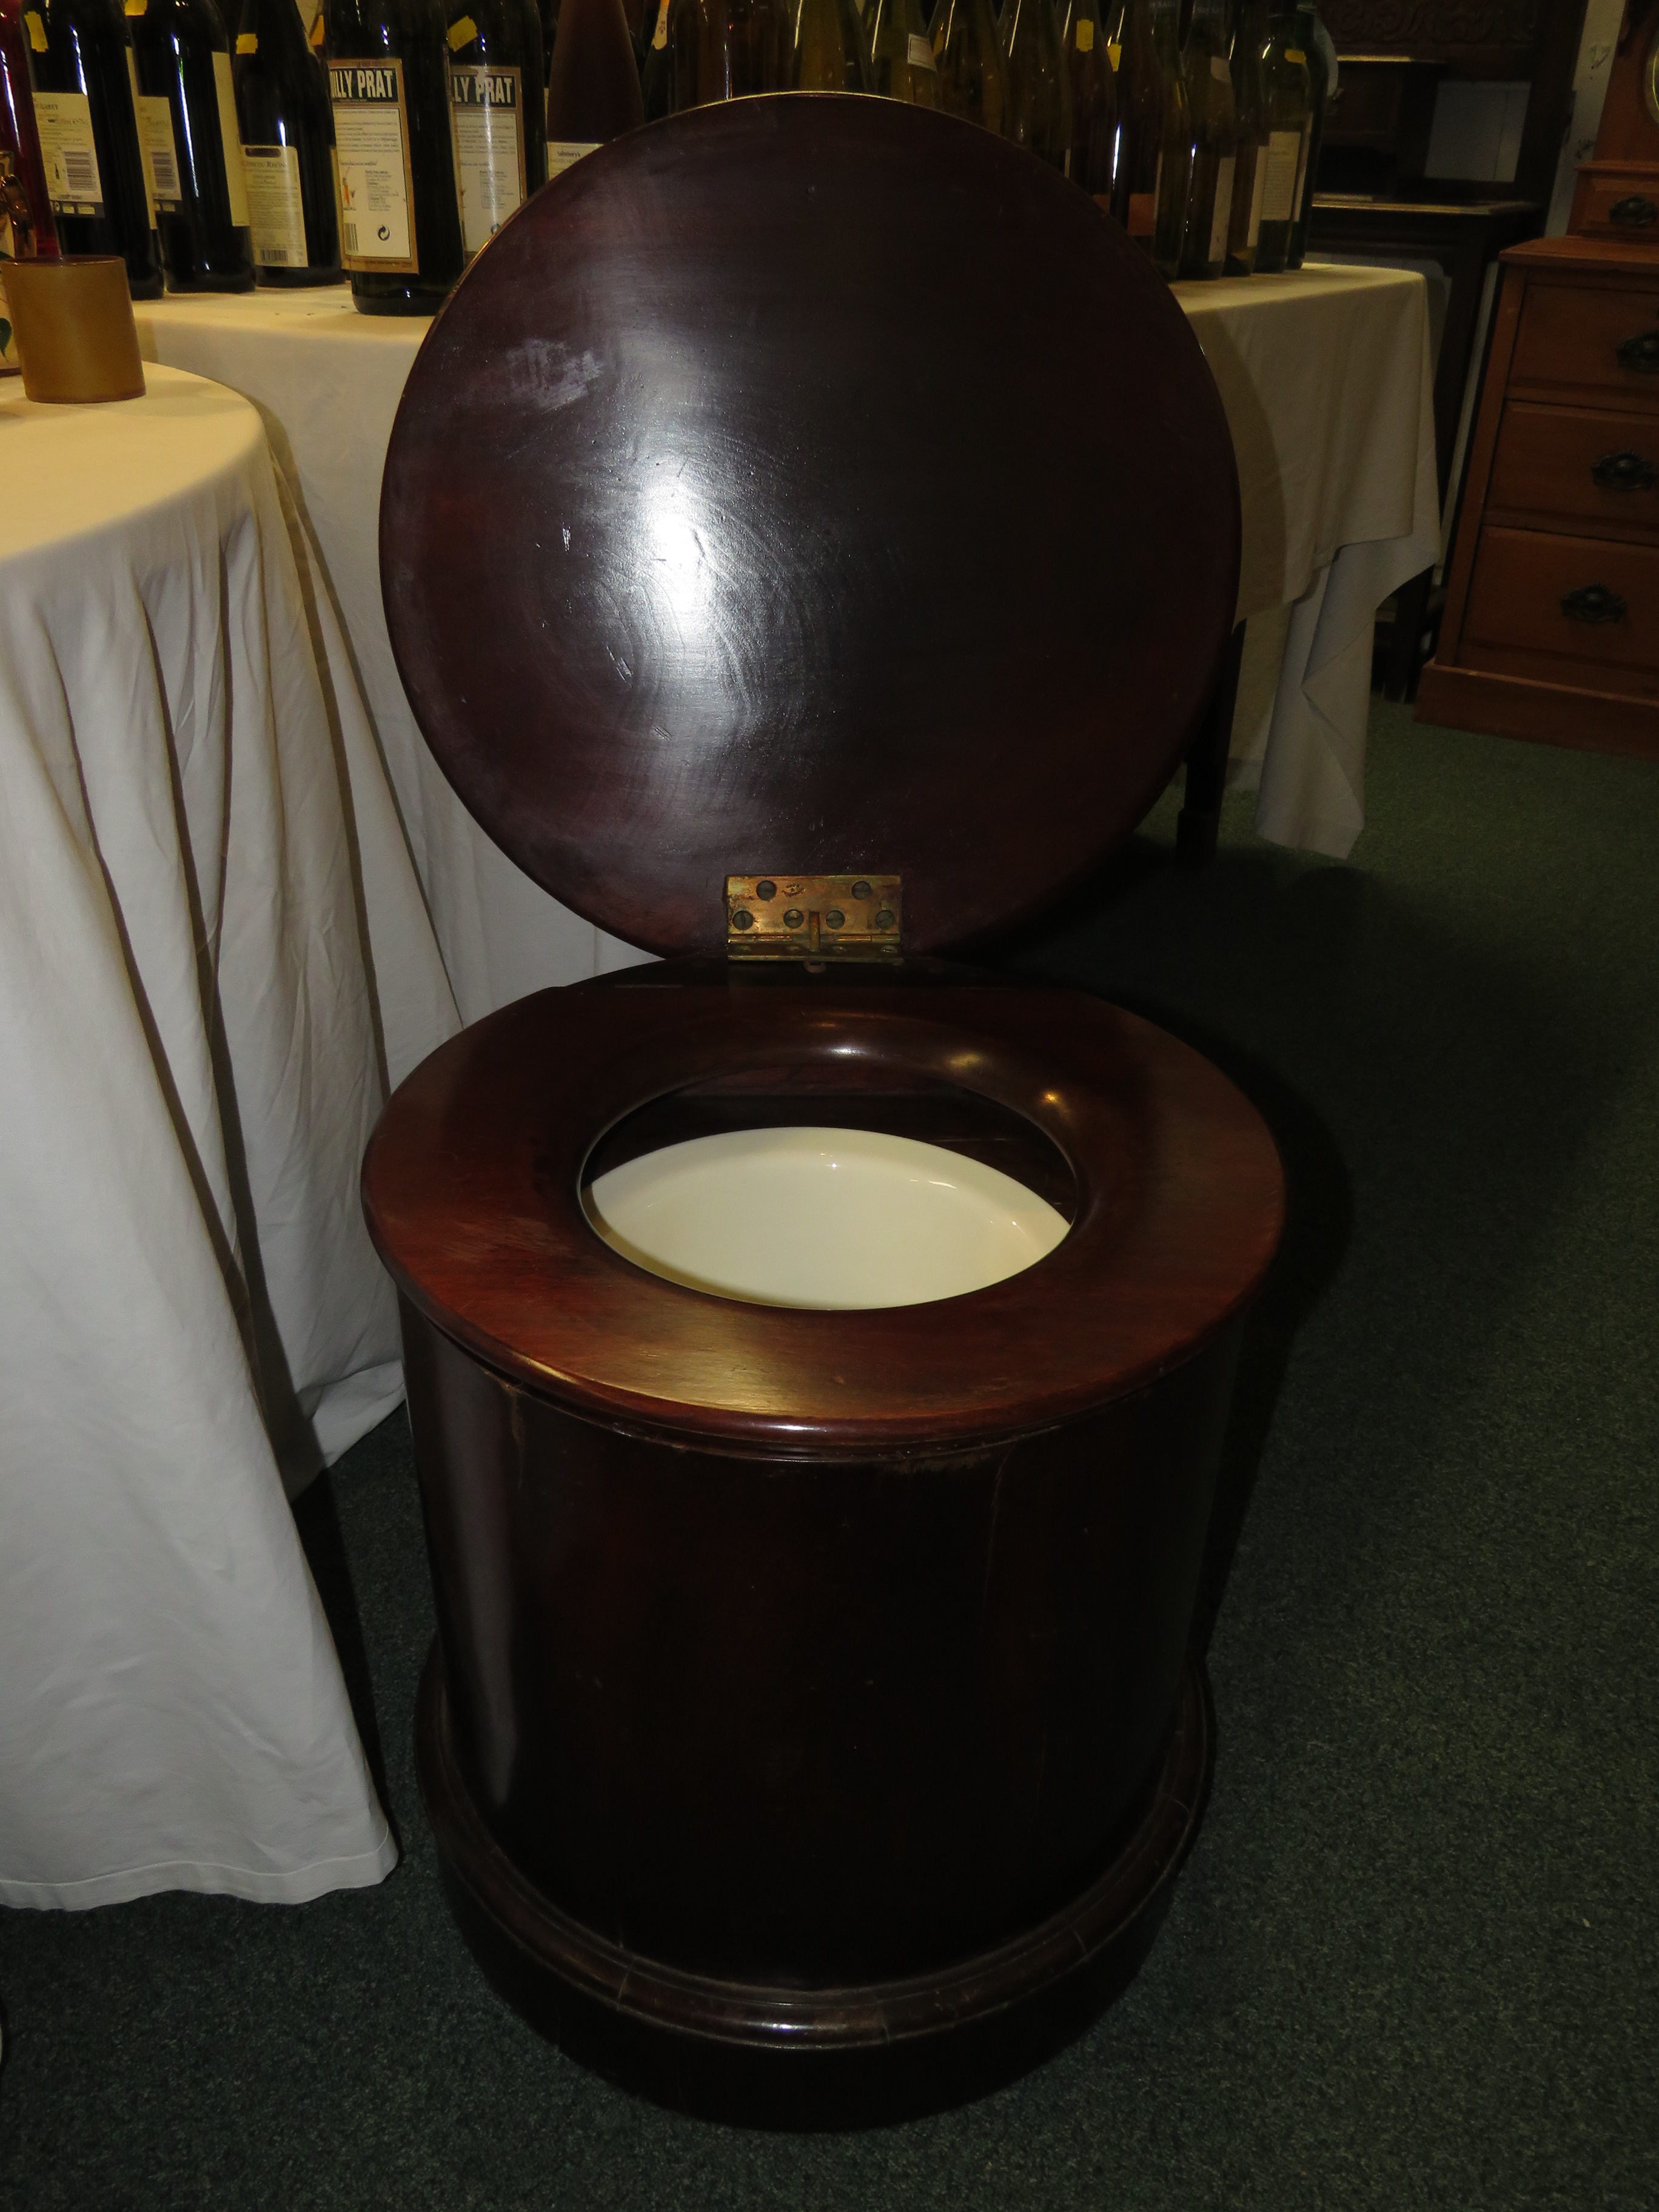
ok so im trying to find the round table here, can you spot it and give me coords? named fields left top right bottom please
left=0, top=364, right=443, bottom=1908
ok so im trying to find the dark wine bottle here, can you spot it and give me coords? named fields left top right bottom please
left=638, top=0, right=670, bottom=110
left=129, top=0, right=255, bottom=289
left=1176, top=0, right=1233, bottom=277
left=233, top=0, right=340, bottom=282
left=1106, top=0, right=1162, bottom=252
left=21, top=0, right=161, bottom=294
left=446, top=0, right=545, bottom=257
left=931, top=0, right=1002, bottom=132
left=866, top=0, right=934, bottom=104
left=1223, top=0, right=1264, bottom=272
left=787, top=0, right=866, bottom=90
left=1056, top=0, right=1113, bottom=195
left=324, top=0, right=463, bottom=311
left=1, top=0, right=61, bottom=260
left=1283, top=0, right=1321, bottom=266
left=1147, top=0, right=1186, bottom=276
left=543, top=0, right=637, bottom=167
left=1250, top=0, right=1304, bottom=273
left=999, top=0, right=1067, bottom=166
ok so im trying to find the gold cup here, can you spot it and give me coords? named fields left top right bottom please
left=4, top=256, right=146, bottom=404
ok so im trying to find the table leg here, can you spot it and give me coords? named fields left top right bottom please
left=1177, top=620, right=1247, bottom=868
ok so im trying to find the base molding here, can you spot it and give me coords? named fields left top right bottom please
left=1416, top=660, right=1659, bottom=761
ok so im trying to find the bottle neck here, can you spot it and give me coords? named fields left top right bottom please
left=1188, top=0, right=1227, bottom=56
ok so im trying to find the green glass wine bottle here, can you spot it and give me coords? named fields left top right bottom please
left=786, top=0, right=866, bottom=89
left=1106, top=0, right=1162, bottom=251
left=19, top=0, right=160, bottom=293
left=1284, top=0, right=1322, bottom=265
left=325, top=0, right=463, bottom=312
left=129, top=0, right=255, bottom=289
left=1057, top=0, right=1113, bottom=195
left=1250, top=0, right=1304, bottom=273
left=543, top=0, right=640, bottom=158
left=1223, top=0, right=1265, bottom=272
left=233, top=0, right=340, bottom=283
left=1000, top=0, right=1068, bottom=170
left=866, top=0, right=933, bottom=102
left=930, top=0, right=1002, bottom=131
left=445, top=0, right=545, bottom=260
left=1147, top=0, right=1185, bottom=277
left=1176, top=0, right=1232, bottom=277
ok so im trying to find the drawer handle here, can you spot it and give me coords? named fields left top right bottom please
left=1592, top=449, right=1658, bottom=492
left=1561, top=584, right=1627, bottom=625
left=1610, top=193, right=1659, bottom=227
left=1616, top=329, right=1659, bottom=372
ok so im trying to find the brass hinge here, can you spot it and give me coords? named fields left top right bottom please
left=725, top=874, right=902, bottom=962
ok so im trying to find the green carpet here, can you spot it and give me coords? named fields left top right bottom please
left=3, top=703, right=1655, bottom=2210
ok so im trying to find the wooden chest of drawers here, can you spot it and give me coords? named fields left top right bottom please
left=1417, top=235, right=1659, bottom=760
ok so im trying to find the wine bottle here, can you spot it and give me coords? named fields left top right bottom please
left=1056, top=0, right=1112, bottom=195
left=543, top=0, right=638, bottom=168
left=1147, top=0, right=1185, bottom=278
left=637, top=0, right=672, bottom=109
left=233, top=0, right=340, bottom=283
left=1176, top=0, right=1232, bottom=277
left=786, top=0, right=865, bottom=90
left=1250, top=0, right=1303, bottom=274
left=1222, top=0, right=1264, bottom=272
left=20, top=0, right=161, bottom=295
left=1106, top=0, right=1161, bottom=251
left=1283, top=0, right=1321, bottom=266
left=866, top=0, right=934, bottom=104
left=446, top=0, right=545, bottom=258
left=129, top=0, right=255, bottom=290
left=324, top=0, right=462, bottom=311
left=535, top=0, right=553, bottom=81
left=999, top=0, right=1067, bottom=169
left=930, top=0, right=1002, bottom=132
left=1, top=0, right=59, bottom=255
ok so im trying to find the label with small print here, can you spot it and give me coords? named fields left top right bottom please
left=652, top=0, right=669, bottom=47
left=211, top=52, right=252, bottom=226
left=1260, top=125, right=1299, bottom=222
left=136, top=92, right=182, bottom=207
left=32, top=92, right=105, bottom=216
left=330, top=60, right=418, bottom=268
left=1210, top=51, right=1227, bottom=78
left=243, top=142, right=309, bottom=264
left=548, top=139, right=600, bottom=176
left=907, top=30, right=935, bottom=67
left=123, top=51, right=158, bottom=220
left=1207, top=152, right=1234, bottom=263
left=451, top=66, right=525, bottom=254
left=1291, top=126, right=1311, bottom=221
left=1075, top=16, right=1093, bottom=50
left=1245, top=139, right=1267, bottom=244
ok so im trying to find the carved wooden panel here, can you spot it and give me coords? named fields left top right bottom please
left=1322, top=0, right=1541, bottom=77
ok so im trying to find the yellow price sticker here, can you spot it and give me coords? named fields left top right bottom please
left=24, top=8, right=47, bottom=47
left=236, top=30, right=257, bottom=49
left=447, top=13, right=478, bottom=46
left=1107, top=38, right=1120, bottom=65
left=1075, top=16, right=1093, bottom=49
left=1285, top=45, right=1304, bottom=59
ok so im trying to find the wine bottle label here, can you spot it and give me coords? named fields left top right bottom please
left=136, top=93, right=183, bottom=208
left=1207, top=152, right=1234, bottom=263
left=652, top=0, right=669, bottom=47
left=548, top=140, right=600, bottom=177
left=243, top=142, right=309, bottom=265
left=1245, top=138, right=1267, bottom=245
left=212, top=52, right=252, bottom=227
left=1290, top=122, right=1311, bottom=223
left=1260, top=126, right=1298, bottom=223
left=309, top=7, right=327, bottom=50
left=451, top=67, right=525, bottom=255
left=907, top=30, right=934, bottom=67
left=124, top=50, right=159, bottom=223
left=1125, top=189, right=1155, bottom=236
left=1074, top=16, right=1093, bottom=50
left=1209, top=52, right=1227, bottom=79
left=331, top=61, right=419, bottom=270
left=32, top=93, right=105, bottom=217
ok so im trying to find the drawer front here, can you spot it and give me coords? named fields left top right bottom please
left=1464, top=526, right=1659, bottom=672
left=1512, top=282, right=1659, bottom=398
left=1570, top=170, right=1659, bottom=241
left=1489, top=402, right=1659, bottom=532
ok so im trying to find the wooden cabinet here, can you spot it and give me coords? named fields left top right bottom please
left=1417, top=236, right=1659, bottom=759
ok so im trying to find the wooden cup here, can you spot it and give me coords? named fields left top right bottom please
left=4, top=256, right=145, bottom=403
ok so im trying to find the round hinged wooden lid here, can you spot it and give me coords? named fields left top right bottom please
left=380, top=96, right=1241, bottom=959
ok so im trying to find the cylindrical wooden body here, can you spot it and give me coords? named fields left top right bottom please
left=402, top=1295, right=1244, bottom=1988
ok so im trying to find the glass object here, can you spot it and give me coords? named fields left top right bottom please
left=543, top=0, right=640, bottom=155
left=930, top=0, right=1002, bottom=130
left=1222, top=0, right=1263, bottom=271
left=324, top=0, right=463, bottom=312
left=1056, top=0, right=1112, bottom=193
left=129, top=0, right=255, bottom=290
left=1176, top=0, right=1232, bottom=276
left=867, top=0, right=934, bottom=102
left=1106, top=0, right=1161, bottom=250
left=1, top=0, right=59, bottom=254
left=1147, top=0, right=1185, bottom=276
left=445, top=0, right=546, bottom=259
left=1250, top=0, right=1304, bottom=274
left=233, top=0, right=340, bottom=281
left=20, top=0, right=160, bottom=294
left=786, top=0, right=866, bottom=89
left=1283, top=0, right=1321, bottom=266
left=999, top=0, right=1067, bottom=169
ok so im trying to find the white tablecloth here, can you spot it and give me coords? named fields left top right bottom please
left=0, top=364, right=451, bottom=1908
left=136, top=260, right=1438, bottom=1017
